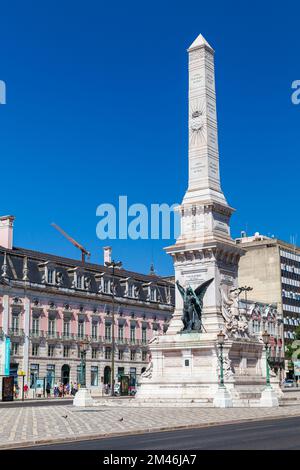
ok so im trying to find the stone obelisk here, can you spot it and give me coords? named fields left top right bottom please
left=135, top=36, right=280, bottom=407
left=165, top=34, right=243, bottom=335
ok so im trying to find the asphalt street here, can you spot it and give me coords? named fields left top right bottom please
left=0, top=399, right=73, bottom=408
left=23, top=415, right=300, bottom=450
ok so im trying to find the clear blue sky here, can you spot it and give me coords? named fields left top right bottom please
left=0, top=0, right=299, bottom=276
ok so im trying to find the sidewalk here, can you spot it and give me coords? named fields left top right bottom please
left=1, top=402, right=300, bottom=449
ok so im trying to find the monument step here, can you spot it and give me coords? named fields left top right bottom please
left=237, top=392, right=262, bottom=399
left=232, top=399, right=261, bottom=407
left=94, top=397, right=214, bottom=407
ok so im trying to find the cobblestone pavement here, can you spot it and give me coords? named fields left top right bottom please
left=1, top=404, right=300, bottom=448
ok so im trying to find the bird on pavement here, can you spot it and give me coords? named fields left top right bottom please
left=62, top=415, right=68, bottom=419
left=118, top=417, right=124, bottom=422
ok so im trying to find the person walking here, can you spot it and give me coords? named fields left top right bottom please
left=46, top=383, right=51, bottom=398
left=24, top=383, right=29, bottom=399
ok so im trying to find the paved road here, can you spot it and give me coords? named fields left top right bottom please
left=25, top=416, right=300, bottom=450
left=0, top=399, right=73, bottom=408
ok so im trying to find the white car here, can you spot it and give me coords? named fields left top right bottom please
left=283, top=379, right=295, bottom=388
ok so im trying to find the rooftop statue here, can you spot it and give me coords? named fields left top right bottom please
left=176, top=278, right=214, bottom=332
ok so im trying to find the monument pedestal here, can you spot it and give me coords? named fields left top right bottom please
left=136, top=332, right=274, bottom=407
left=213, top=386, right=233, bottom=408
left=73, top=388, right=94, bottom=407
left=259, top=387, right=279, bottom=407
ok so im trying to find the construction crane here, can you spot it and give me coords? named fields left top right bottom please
left=51, top=223, right=91, bottom=263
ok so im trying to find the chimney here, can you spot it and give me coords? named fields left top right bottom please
left=0, top=215, right=15, bottom=249
left=103, top=246, right=112, bottom=265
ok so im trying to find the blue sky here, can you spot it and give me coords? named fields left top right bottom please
left=0, top=0, right=299, bottom=276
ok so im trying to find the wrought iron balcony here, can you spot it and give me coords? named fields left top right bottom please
left=103, top=336, right=112, bottom=344
left=30, top=330, right=45, bottom=338
left=268, top=356, right=285, bottom=368
left=8, top=328, right=24, bottom=337
left=46, top=331, right=60, bottom=340
left=89, top=334, right=100, bottom=343
left=61, top=333, right=75, bottom=341
left=76, top=333, right=90, bottom=342
left=129, top=338, right=141, bottom=345
left=116, top=337, right=128, bottom=345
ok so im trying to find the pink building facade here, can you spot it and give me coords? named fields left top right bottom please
left=0, top=217, right=174, bottom=394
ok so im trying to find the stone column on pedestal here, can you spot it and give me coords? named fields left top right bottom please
left=165, top=34, right=244, bottom=335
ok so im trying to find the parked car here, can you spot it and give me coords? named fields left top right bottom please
left=283, top=379, right=295, bottom=388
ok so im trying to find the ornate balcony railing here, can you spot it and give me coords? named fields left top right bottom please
left=116, top=337, right=128, bottom=345
left=8, top=328, right=24, bottom=337
left=29, top=330, right=45, bottom=338
left=103, top=336, right=112, bottom=344
left=89, top=334, right=100, bottom=343
left=76, top=333, right=90, bottom=341
left=46, top=331, right=60, bottom=340
left=129, top=338, right=141, bottom=345
left=61, top=333, right=76, bottom=341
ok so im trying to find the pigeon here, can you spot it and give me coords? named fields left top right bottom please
left=118, top=417, right=124, bottom=422
left=62, top=415, right=68, bottom=419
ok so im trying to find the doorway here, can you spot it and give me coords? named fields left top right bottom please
left=61, top=364, right=70, bottom=385
left=104, top=366, right=111, bottom=385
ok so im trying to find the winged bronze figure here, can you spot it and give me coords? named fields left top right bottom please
left=176, top=278, right=214, bottom=332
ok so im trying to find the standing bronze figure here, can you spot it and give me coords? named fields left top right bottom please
left=176, top=278, right=214, bottom=332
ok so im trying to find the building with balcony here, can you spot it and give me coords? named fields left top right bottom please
left=0, top=216, right=175, bottom=394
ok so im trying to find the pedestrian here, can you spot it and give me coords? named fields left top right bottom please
left=24, top=383, right=29, bottom=399
left=53, top=383, right=58, bottom=397
left=46, top=383, right=51, bottom=398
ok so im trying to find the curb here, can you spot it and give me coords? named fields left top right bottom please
left=2, top=412, right=300, bottom=449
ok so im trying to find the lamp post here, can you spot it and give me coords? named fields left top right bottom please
left=79, top=340, right=89, bottom=388
left=105, top=259, right=122, bottom=396
left=278, top=345, right=283, bottom=385
left=262, top=330, right=271, bottom=387
left=213, top=330, right=233, bottom=407
left=217, top=330, right=225, bottom=387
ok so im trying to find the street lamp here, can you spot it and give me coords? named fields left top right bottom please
left=262, top=330, right=271, bottom=387
left=217, top=330, right=226, bottom=387
left=105, top=259, right=122, bottom=396
left=79, top=340, right=89, bottom=388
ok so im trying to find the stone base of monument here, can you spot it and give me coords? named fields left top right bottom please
left=259, top=387, right=279, bottom=407
left=213, top=386, right=233, bottom=408
left=73, top=388, right=94, bottom=407
left=135, top=332, right=281, bottom=408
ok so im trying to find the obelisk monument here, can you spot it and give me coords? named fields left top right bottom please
left=165, top=34, right=243, bottom=335
left=136, top=34, right=277, bottom=407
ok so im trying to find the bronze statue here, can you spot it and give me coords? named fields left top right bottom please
left=176, top=278, right=214, bottom=332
